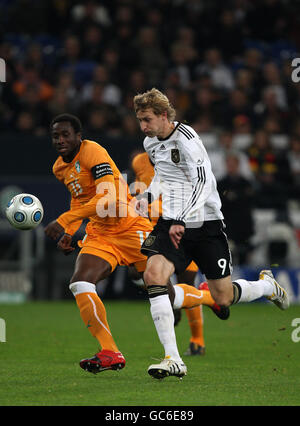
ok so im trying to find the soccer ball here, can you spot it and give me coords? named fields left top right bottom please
left=5, top=193, right=44, bottom=230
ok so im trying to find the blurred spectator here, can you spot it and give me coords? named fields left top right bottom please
left=167, top=43, right=193, bottom=90
left=253, top=86, right=289, bottom=131
left=82, top=25, right=104, bottom=61
left=262, top=116, right=283, bottom=135
left=167, top=26, right=198, bottom=90
left=47, top=87, right=75, bottom=117
left=215, top=8, right=244, bottom=59
left=24, top=42, right=44, bottom=74
left=242, top=48, right=264, bottom=94
left=287, top=135, right=300, bottom=200
left=12, top=66, right=54, bottom=103
left=217, top=152, right=255, bottom=265
left=79, top=81, right=106, bottom=121
left=196, top=48, right=235, bottom=92
left=223, top=89, right=254, bottom=130
left=101, top=47, right=122, bottom=85
left=235, top=68, right=258, bottom=104
left=56, top=35, right=81, bottom=69
left=186, top=86, right=222, bottom=126
left=232, top=115, right=253, bottom=150
left=121, top=112, right=140, bottom=138
left=81, top=64, right=121, bottom=107
left=84, top=107, right=108, bottom=137
left=70, top=0, right=111, bottom=29
left=16, top=85, right=51, bottom=131
left=15, top=111, right=36, bottom=134
left=262, top=61, right=288, bottom=110
left=192, top=115, right=215, bottom=134
left=55, top=70, right=78, bottom=105
left=134, top=26, right=167, bottom=86
left=246, top=129, right=291, bottom=210
left=116, top=24, right=139, bottom=73
left=210, top=130, right=254, bottom=181
left=232, top=114, right=252, bottom=135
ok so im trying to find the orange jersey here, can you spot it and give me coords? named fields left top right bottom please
left=131, top=152, right=155, bottom=188
left=131, top=152, right=162, bottom=225
left=54, top=139, right=139, bottom=235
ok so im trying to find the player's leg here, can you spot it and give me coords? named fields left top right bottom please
left=191, top=221, right=289, bottom=309
left=173, top=282, right=229, bottom=317
left=69, top=252, right=126, bottom=374
left=207, top=271, right=289, bottom=309
left=143, top=254, right=187, bottom=379
left=176, top=268, right=205, bottom=355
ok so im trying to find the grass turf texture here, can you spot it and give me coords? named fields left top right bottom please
left=0, top=300, right=299, bottom=406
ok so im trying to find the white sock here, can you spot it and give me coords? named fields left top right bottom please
left=69, top=281, right=97, bottom=296
left=234, top=279, right=274, bottom=303
left=149, top=294, right=181, bottom=361
left=173, top=285, right=184, bottom=309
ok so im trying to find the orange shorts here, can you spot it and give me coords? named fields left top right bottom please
left=78, top=217, right=153, bottom=272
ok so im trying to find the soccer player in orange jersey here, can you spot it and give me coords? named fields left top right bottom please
left=132, top=152, right=206, bottom=356
left=45, top=113, right=154, bottom=374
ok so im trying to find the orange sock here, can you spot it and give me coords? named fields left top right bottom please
left=185, top=306, right=205, bottom=347
left=177, top=283, right=215, bottom=308
left=70, top=281, right=119, bottom=353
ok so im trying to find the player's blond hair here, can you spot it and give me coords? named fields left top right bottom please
left=133, top=88, right=176, bottom=121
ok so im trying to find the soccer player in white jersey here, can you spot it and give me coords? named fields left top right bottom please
left=133, top=88, right=289, bottom=380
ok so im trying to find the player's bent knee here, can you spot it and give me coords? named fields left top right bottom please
left=143, top=268, right=158, bottom=286
left=143, top=267, right=167, bottom=286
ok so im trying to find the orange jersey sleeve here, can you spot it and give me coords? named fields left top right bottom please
left=54, top=140, right=135, bottom=233
left=62, top=197, right=84, bottom=236
left=131, top=151, right=162, bottom=224
left=131, top=152, right=155, bottom=193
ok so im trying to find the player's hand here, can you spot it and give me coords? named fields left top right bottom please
left=169, top=224, right=185, bottom=249
left=57, top=233, right=75, bottom=255
left=44, top=220, right=65, bottom=240
left=135, top=198, right=149, bottom=217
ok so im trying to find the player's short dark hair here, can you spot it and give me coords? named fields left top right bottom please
left=50, top=113, right=82, bottom=133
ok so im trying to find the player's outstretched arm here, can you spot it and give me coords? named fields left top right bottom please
left=44, top=220, right=64, bottom=240
left=57, top=233, right=75, bottom=255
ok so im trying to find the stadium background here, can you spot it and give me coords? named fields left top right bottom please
left=0, top=0, right=300, bottom=304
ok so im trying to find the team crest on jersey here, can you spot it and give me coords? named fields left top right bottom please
left=171, top=149, right=180, bottom=163
left=75, top=161, right=81, bottom=173
left=144, top=235, right=156, bottom=247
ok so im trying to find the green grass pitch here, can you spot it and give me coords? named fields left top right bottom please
left=0, top=300, right=299, bottom=406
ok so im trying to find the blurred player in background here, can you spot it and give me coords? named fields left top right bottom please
left=131, top=151, right=208, bottom=356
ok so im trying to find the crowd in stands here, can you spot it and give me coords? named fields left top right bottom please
left=1, top=0, right=300, bottom=264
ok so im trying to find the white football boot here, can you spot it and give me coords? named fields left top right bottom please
left=259, top=269, right=289, bottom=310
left=148, top=356, right=187, bottom=380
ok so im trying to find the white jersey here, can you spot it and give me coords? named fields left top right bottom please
left=143, top=121, right=224, bottom=228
